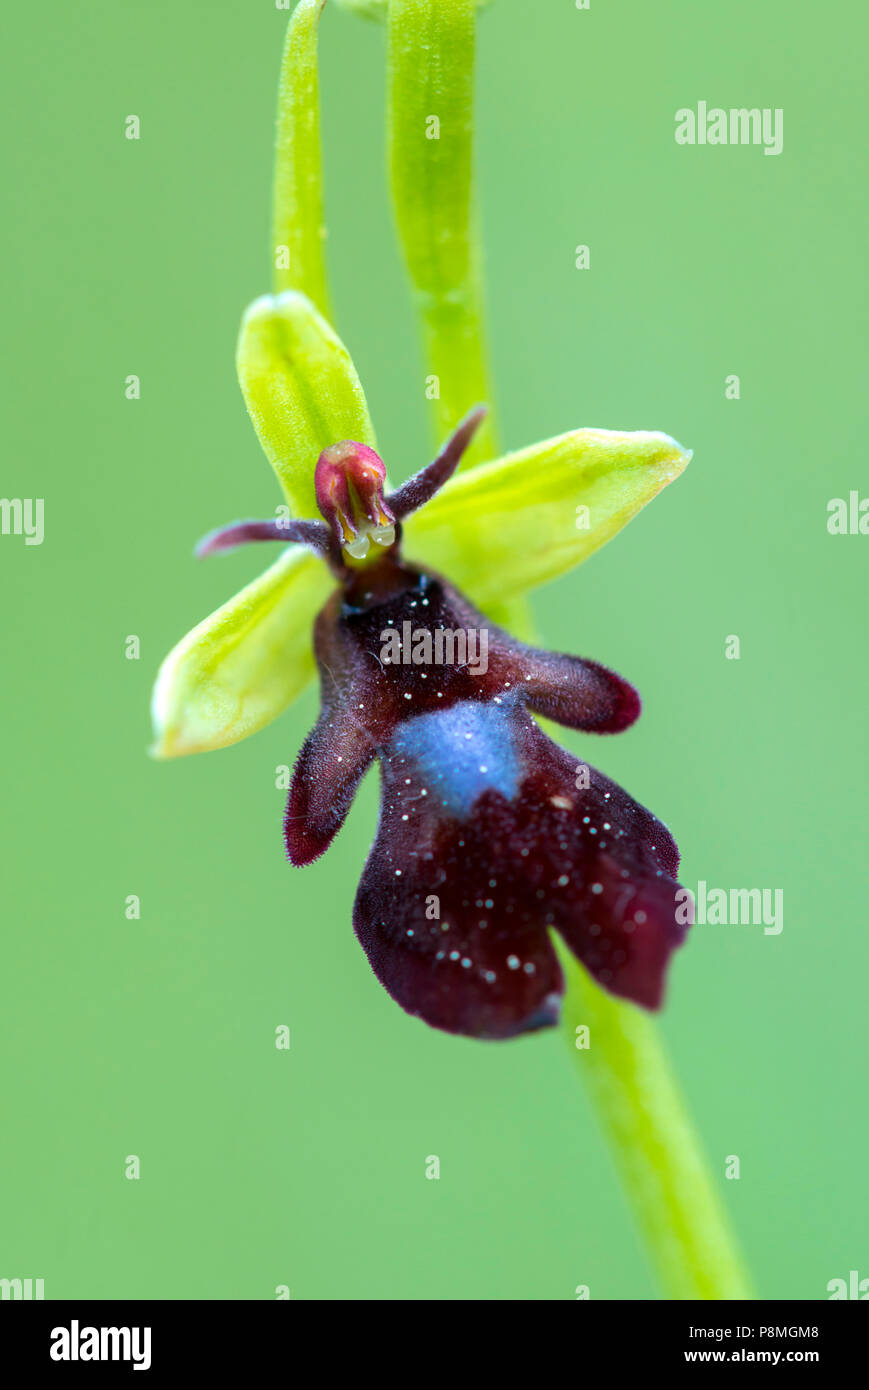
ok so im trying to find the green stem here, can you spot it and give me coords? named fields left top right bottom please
left=387, top=0, right=497, bottom=467
left=387, top=0, right=752, bottom=1299
left=559, top=946, right=753, bottom=1299
left=272, top=0, right=332, bottom=319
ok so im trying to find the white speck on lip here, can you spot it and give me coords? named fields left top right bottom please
left=603, top=822, right=611, bottom=830
left=634, top=910, right=647, bottom=924
left=557, top=874, right=569, bottom=886
left=406, top=929, right=414, bottom=936
left=461, top=957, right=471, bottom=968
left=401, top=814, right=409, bottom=821
left=395, top=870, right=402, bottom=876
left=403, top=692, right=412, bottom=700
left=449, top=950, right=460, bottom=961
left=591, top=882, right=603, bottom=894
left=523, top=962, right=535, bottom=974
left=507, top=955, right=520, bottom=970
left=484, top=970, right=496, bottom=983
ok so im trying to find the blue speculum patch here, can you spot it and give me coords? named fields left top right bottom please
left=386, top=700, right=521, bottom=818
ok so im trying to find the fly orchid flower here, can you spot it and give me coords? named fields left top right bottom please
left=152, top=289, right=692, bottom=1039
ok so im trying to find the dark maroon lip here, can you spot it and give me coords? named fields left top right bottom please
left=286, top=555, right=687, bottom=1039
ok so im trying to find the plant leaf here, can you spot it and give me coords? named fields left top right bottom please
left=403, top=427, right=692, bottom=606
left=151, top=546, right=331, bottom=758
left=236, top=290, right=377, bottom=518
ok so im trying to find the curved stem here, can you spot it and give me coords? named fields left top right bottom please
left=558, top=946, right=753, bottom=1300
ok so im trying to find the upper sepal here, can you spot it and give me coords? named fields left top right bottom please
left=236, top=291, right=377, bottom=518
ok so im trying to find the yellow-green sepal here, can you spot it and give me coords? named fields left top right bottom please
left=236, top=290, right=377, bottom=518
left=150, top=546, right=332, bottom=758
left=404, top=427, right=691, bottom=608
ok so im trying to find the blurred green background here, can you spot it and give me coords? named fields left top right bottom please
left=2, top=0, right=866, bottom=1300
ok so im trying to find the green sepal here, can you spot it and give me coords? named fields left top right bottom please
left=236, top=290, right=377, bottom=517
left=150, top=546, right=332, bottom=758
left=403, top=427, right=692, bottom=606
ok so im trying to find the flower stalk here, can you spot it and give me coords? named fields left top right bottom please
left=272, top=0, right=331, bottom=317
left=389, top=0, right=752, bottom=1298
left=559, top=947, right=753, bottom=1299
left=387, top=0, right=497, bottom=468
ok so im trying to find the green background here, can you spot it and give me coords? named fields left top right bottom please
left=3, top=0, right=866, bottom=1300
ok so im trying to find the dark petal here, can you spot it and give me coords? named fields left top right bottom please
left=387, top=406, right=487, bottom=521
left=518, top=648, right=641, bottom=734
left=285, top=701, right=376, bottom=866
left=352, top=699, right=687, bottom=1037
left=195, top=516, right=332, bottom=560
